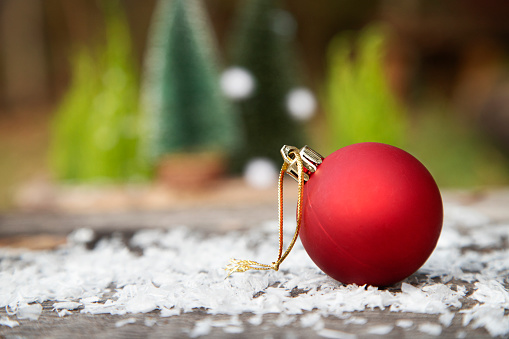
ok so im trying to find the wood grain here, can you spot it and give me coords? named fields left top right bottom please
left=0, top=189, right=507, bottom=338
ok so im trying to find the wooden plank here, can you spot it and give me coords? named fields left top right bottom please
left=0, top=300, right=491, bottom=338
left=0, top=189, right=507, bottom=337
left=0, top=203, right=280, bottom=237
left=0, top=234, right=66, bottom=250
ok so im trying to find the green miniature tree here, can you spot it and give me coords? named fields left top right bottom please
left=50, top=1, right=145, bottom=182
left=228, top=0, right=307, bottom=171
left=326, top=25, right=407, bottom=152
left=141, top=0, right=240, bottom=163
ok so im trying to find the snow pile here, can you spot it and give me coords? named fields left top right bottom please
left=1, top=204, right=509, bottom=337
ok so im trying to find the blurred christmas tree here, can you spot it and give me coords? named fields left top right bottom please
left=141, top=0, right=239, bottom=166
left=326, top=25, right=407, bottom=152
left=50, top=1, right=146, bottom=183
left=226, top=0, right=311, bottom=172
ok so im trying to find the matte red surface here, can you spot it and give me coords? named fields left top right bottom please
left=300, top=142, right=443, bottom=286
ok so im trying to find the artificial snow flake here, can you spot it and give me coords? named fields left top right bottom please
left=67, top=228, right=95, bottom=245
left=367, top=325, right=393, bottom=335
left=248, top=314, right=263, bottom=326
left=57, top=309, right=72, bottom=317
left=189, top=318, right=212, bottom=338
left=273, top=313, right=296, bottom=327
left=16, top=303, right=42, bottom=320
left=144, top=317, right=157, bottom=327
left=418, top=323, right=442, bottom=336
left=0, top=316, right=19, bottom=328
left=300, top=312, right=323, bottom=329
left=395, top=319, right=413, bottom=328
left=115, top=317, right=137, bottom=328
left=439, top=311, right=455, bottom=327
left=461, top=304, right=509, bottom=337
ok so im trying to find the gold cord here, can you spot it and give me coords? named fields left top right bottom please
left=225, top=150, right=305, bottom=277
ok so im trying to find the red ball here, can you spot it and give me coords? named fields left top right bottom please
left=300, top=142, right=443, bottom=286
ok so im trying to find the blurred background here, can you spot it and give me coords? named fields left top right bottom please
left=2, top=0, right=509, bottom=212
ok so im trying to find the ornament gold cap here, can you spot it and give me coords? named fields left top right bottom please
left=280, top=145, right=324, bottom=182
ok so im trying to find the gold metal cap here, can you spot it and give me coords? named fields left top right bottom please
left=280, top=145, right=324, bottom=182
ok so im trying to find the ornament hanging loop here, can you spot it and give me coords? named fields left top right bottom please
left=225, top=145, right=323, bottom=278
left=281, top=145, right=324, bottom=182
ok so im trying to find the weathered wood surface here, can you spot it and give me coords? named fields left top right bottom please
left=0, top=189, right=508, bottom=338
left=0, top=304, right=492, bottom=338
left=2, top=189, right=508, bottom=237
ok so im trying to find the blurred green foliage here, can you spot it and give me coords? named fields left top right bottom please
left=324, top=24, right=509, bottom=187
left=408, top=105, right=509, bottom=187
left=228, top=0, right=305, bottom=171
left=325, top=25, right=406, bottom=153
left=49, top=1, right=147, bottom=182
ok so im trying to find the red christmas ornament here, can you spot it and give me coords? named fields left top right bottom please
left=300, top=142, right=443, bottom=286
left=226, top=142, right=442, bottom=287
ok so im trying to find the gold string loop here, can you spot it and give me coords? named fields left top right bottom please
left=226, top=145, right=323, bottom=277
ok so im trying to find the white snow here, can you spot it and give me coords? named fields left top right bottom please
left=300, top=312, right=323, bottom=329
left=144, top=317, right=157, bottom=327
left=0, top=203, right=508, bottom=337
left=115, top=317, right=137, bottom=327
left=67, top=228, right=95, bottom=245
left=395, top=319, right=413, bottom=328
left=15, top=303, right=43, bottom=320
left=273, top=313, right=296, bottom=327
left=188, top=315, right=244, bottom=337
left=220, top=67, right=255, bottom=100
left=248, top=314, right=263, bottom=326
left=439, top=311, right=455, bottom=327
left=286, top=87, right=317, bottom=121
left=0, top=316, right=19, bottom=328
left=418, top=322, right=442, bottom=336
left=57, top=309, right=72, bottom=317
left=189, top=318, right=212, bottom=338
left=367, top=324, right=393, bottom=335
